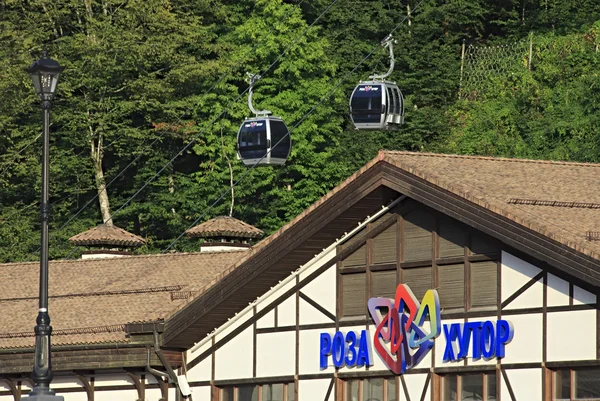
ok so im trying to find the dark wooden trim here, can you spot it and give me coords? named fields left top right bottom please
left=299, top=292, right=336, bottom=322
left=75, top=374, right=94, bottom=401
left=295, top=275, right=300, bottom=378
left=188, top=381, right=211, bottom=387
left=542, top=272, right=548, bottom=363
left=151, top=373, right=169, bottom=401
left=0, top=379, right=20, bottom=401
left=257, top=322, right=336, bottom=334
left=501, top=271, right=545, bottom=309
left=126, top=372, right=144, bottom=401
left=500, top=362, right=542, bottom=370
left=211, top=336, right=215, bottom=382
left=400, top=375, right=411, bottom=401
left=213, top=376, right=295, bottom=387
left=324, top=378, right=335, bottom=401
left=433, top=365, right=497, bottom=374
left=253, top=305, right=257, bottom=378
left=545, top=359, right=600, bottom=368
left=369, top=263, right=397, bottom=272
left=501, top=368, right=517, bottom=401
left=297, top=373, right=335, bottom=380
left=420, top=372, right=431, bottom=401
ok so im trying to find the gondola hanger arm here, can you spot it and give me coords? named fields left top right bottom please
left=370, top=34, right=397, bottom=81
left=246, top=72, right=272, bottom=117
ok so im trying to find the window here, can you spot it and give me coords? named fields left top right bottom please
left=345, top=378, right=397, bottom=401
left=341, top=272, right=366, bottom=317
left=221, top=383, right=295, bottom=401
left=554, top=368, right=600, bottom=400
left=442, top=373, right=496, bottom=401
left=470, top=261, right=498, bottom=308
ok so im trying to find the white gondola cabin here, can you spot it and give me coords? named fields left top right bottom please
left=237, top=117, right=291, bottom=166
left=349, top=80, right=404, bottom=130
left=237, top=73, right=291, bottom=166
left=349, top=34, right=405, bottom=130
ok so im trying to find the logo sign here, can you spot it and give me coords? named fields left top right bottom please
left=359, top=85, right=379, bottom=92
left=368, top=284, right=441, bottom=374
left=318, top=284, right=514, bottom=373
left=245, top=122, right=264, bottom=128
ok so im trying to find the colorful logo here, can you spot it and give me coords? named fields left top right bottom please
left=246, top=122, right=263, bottom=128
left=368, top=284, right=441, bottom=374
left=359, top=85, right=379, bottom=92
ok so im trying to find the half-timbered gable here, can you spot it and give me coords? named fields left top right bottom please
left=2, top=151, right=600, bottom=401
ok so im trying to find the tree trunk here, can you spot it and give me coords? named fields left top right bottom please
left=90, top=128, right=113, bottom=227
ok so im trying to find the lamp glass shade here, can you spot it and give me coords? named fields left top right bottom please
left=26, top=50, right=63, bottom=100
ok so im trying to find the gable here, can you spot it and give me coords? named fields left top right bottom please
left=163, top=152, right=600, bottom=351
left=183, top=196, right=599, bottom=401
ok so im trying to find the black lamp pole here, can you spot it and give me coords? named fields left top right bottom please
left=25, top=46, right=65, bottom=401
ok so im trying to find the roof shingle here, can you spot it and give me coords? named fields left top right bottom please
left=69, top=225, right=146, bottom=247
left=185, top=216, right=264, bottom=239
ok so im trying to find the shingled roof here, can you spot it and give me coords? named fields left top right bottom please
left=185, top=216, right=264, bottom=239
left=379, top=151, right=600, bottom=259
left=0, top=250, right=246, bottom=348
left=69, top=224, right=146, bottom=247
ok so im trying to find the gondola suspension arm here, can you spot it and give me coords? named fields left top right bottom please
left=370, top=34, right=397, bottom=81
left=247, top=72, right=272, bottom=117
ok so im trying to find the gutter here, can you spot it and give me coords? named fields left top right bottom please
left=149, top=331, right=190, bottom=401
left=189, top=195, right=405, bottom=354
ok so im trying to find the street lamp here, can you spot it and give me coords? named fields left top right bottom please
left=25, top=45, right=64, bottom=401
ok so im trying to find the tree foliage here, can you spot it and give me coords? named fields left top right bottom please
left=1, top=0, right=599, bottom=261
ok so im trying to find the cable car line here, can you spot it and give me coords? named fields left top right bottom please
left=161, top=0, right=425, bottom=254
left=14, top=1, right=308, bottom=255
left=63, top=0, right=341, bottom=259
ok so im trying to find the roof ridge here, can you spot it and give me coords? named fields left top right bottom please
left=0, top=248, right=248, bottom=268
left=0, top=284, right=185, bottom=303
left=0, top=324, right=125, bottom=339
left=381, top=150, right=600, bottom=168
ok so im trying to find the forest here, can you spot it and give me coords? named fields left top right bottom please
left=0, top=0, right=599, bottom=262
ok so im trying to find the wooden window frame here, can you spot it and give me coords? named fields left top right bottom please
left=342, top=377, right=398, bottom=401
left=220, top=382, right=295, bottom=401
left=441, top=372, right=497, bottom=401
left=550, top=368, right=600, bottom=401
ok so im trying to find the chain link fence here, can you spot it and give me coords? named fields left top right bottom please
left=458, top=37, right=532, bottom=100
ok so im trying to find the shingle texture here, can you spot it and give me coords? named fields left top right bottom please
left=380, top=151, right=600, bottom=259
left=185, top=216, right=264, bottom=239
left=69, top=225, right=146, bottom=247
left=0, top=251, right=246, bottom=348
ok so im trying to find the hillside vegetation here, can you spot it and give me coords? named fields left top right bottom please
left=1, top=0, right=599, bottom=261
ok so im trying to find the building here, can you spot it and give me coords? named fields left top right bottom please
left=1, top=151, right=600, bottom=401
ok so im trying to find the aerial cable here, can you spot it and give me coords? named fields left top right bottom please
left=21, top=1, right=305, bottom=245
left=63, top=0, right=338, bottom=259
left=160, top=0, right=426, bottom=253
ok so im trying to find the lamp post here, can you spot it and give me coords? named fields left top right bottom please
left=25, top=46, right=65, bottom=401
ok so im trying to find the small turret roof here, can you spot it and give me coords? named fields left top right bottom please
left=185, top=216, right=264, bottom=239
left=69, top=225, right=146, bottom=248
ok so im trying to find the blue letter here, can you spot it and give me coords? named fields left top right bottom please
left=495, top=320, right=514, bottom=358
left=320, top=333, right=332, bottom=369
left=481, top=321, right=496, bottom=359
left=466, top=322, right=483, bottom=360
left=356, top=330, right=372, bottom=367
left=332, top=332, right=346, bottom=367
left=443, top=323, right=461, bottom=362
left=345, top=331, right=358, bottom=366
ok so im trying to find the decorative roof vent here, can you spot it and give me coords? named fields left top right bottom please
left=185, top=216, right=264, bottom=252
left=69, top=225, right=146, bottom=259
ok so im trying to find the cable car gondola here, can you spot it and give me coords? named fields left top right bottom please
left=349, top=35, right=405, bottom=130
left=237, top=73, right=291, bottom=166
